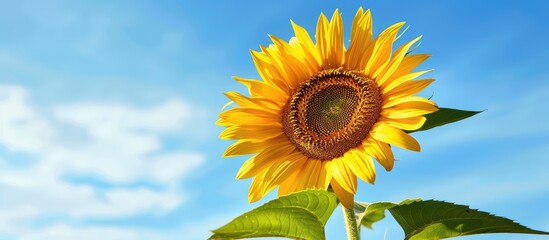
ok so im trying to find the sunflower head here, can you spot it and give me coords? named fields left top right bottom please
left=218, top=8, right=437, bottom=208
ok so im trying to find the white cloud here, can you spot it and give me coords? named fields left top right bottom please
left=0, top=85, right=56, bottom=152
left=0, top=207, right=38, bottom=234
left=47, top=99, right=202, bottom=184
left=0, top=84, right=205, bottom=237
left=72, top=188, right=182, bottom=218
left=54, top=99, right=191, bottom=133
left=19, top=224, right=158, bottom=240
left=179, top=210, right=250, bottom=240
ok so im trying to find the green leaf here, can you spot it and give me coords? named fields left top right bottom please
left=209, top=190, right=338, bottom=240
left=387, top=200, right=549, bottom=240
left=357, top=199, right=421, bottom=230
left=408, top=108, right=482, bottom=133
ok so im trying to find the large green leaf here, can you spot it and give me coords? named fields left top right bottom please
left=356, top=199, right=421, bottom=230
left=209, top=190, right=338, bottom=240
left=388, top=200, right=549, bottom=239
left=408, top=108, right=482, bottom=133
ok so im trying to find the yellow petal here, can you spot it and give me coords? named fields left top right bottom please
left=215, top=117, right=231, bottom=127
left=288, top=37, right=321, bottom=78
left=327, top=9, right=344, bottom=68
left=383, top=95, right=435, bottom=109
left=376, top=35, right=422, bottom=86
left=259, top=152, right=308, bottom=196
left=331, top=156, right=357, bottom=194
left=383, top=79, right=435, bottom=99
left=379, top=116, right=427, bottom=131
left=223, top=135, right=288, bottom=157
left=316, top=10, right=344, bottom=68
left=316, top=160, right=333, bottom=189
left=331, top=178, right=354, bottom=209
left=346, top=146, right=376, bottom=184
left=345, top=8, right=373, bottom=70
left=248, top=168, right=269, bottom=202
left=294, top=159, right=322, bottom=192
left=236, top=142, right=296, bottom=179
left=219, top=107, right=279, bottom=121
left=383, top=54, right=430, bottom=84
left=234, top=76, right=288, bottom=104
left=224, top=91, right=281, bottom=111
left=365, top=22, right=405, bottom=77
left=250, top=49, right=278, bottom=81
left=219, top=108, right=282, bottom=127
left=382, top=100, right=438, bottom=119
left=291, top=20, right=321, bottom=70
left=251, top=49, right=291, bottom=94
left=363, top=137, right=394, bottom=171
left=269, top=35, right=311, bottom=89
left=278, top=170, right=300, bottom=197
left=221, top=101, right=235, bottom=111
left=316, top=13, right=330, bottom=68
left=371, top=123, right=421, bottom=151
left=219, top=124, right=283, bottom=141
left=382, top=70, right=432, bottom=93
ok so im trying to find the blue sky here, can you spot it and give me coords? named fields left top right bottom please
left=0, top=0, right=547, bottom=239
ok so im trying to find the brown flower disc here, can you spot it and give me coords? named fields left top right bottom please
left=282, top=69, right=382, bottom=160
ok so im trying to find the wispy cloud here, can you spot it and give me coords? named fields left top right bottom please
left=0, top=84, right=205, bottom=237
left=0, top=85, right=56, bottom=152
left=18, top=224, right=161, bottom=240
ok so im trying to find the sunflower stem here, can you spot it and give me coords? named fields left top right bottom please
left=342, top=205, right=360, bottom=240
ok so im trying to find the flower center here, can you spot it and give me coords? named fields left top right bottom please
left=282, top=69, right=382, bottom=160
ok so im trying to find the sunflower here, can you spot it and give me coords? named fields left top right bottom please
left=218, top=8, right=437, bottom=208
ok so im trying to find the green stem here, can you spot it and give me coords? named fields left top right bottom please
left=342, top=206, right=360, bottom=240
